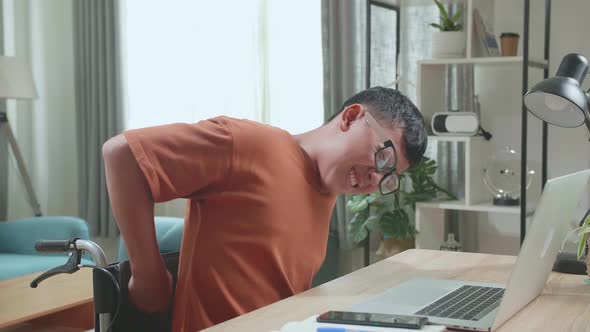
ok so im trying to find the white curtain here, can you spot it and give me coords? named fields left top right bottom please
left=399, top=0, right=470, bottom=243
left=121, top=0, right=324, bottom=216
left=3, top=0, right=78, bottom=220
left=73, top=0, right=123, bottom=237
left=398, top=0, right=437, bottom=102
left=321, top=0, right=366, bottom=254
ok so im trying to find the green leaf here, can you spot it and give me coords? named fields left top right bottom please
left=365, top=214, right=380, bottom=232
left=348, top=193, right=368, bottom=203
left=576, top=223, right=590, bottom=259
left=451, top=10, right=462, bottom=23
left=379, top=209, right=413, bottom=239
left=378, top=211, right=397, bottom=237
left=370, top=201, right=386, bottom=210
left=347, top=198, right=369, bottom=213
left=366, top=192, right=381, bottom=204
left=578, top=232, right=589, bottom=260
left=353, top=226, right=369, bottom=244
left=346, top=155, right=453, bottom=242
left=430, top=23, right=444, bottom=30
left=577, top=226, right=590, bottom=244
left=433, top=0, right=449, bottom=22
left=348, top=210, right=370, bottom=244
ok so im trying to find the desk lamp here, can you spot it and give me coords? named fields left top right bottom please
left=524, top=53, right=590, bottom=132
left=524, top=53, right=590, bottom=275
left=0, top=56, right=42, bottom=216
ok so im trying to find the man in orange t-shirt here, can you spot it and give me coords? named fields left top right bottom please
left=102, top=87, right=427, bottom=331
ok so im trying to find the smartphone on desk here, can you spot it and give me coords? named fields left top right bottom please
left=317, top=310, right=428, bottom=329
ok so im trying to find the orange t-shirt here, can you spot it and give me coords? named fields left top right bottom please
left=123, top=116, right=337, bottom=331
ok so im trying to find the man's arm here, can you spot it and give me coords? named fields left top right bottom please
left=102, top=134, right=172, bottom=312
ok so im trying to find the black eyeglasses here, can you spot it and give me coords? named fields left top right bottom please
left=365, top=112, right=400, bottom=195
left=374, top=141, right=399, bottom=195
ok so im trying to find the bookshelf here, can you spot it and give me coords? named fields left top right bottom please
left=414, top=0, right=550, bottom=251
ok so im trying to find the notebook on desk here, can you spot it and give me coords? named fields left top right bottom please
left=350, top=169, right=590, bottom=331
left=277, top=315, right=446, bottom=332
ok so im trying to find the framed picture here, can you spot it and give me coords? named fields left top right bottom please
left=473, top=9, right=500, bottom=57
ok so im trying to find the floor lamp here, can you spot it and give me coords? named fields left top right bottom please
left=0, top=56, right=42, bottom=216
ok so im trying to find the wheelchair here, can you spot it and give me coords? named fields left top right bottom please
left=30, top=238, right=178, bottom=332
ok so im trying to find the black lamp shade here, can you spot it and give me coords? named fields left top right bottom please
left=524, top=53, right=590, bottom=128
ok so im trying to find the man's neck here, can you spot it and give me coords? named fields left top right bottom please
left=293, top=124, right=337, bottom=194
left=292, top=124, right=331, bottom=165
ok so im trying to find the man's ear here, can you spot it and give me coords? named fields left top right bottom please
left=339, top=104, right=365, bottom=131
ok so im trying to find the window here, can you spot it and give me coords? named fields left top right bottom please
left=368, top=1, right=400, bottom=88
left=121, top=0, right=323, bottom=134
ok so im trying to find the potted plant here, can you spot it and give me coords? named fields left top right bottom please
left=576, top=213, right=590, bottom=279
left=347, top=157, right=456, bottom=259
left=430, top=0, right=465, bottom=58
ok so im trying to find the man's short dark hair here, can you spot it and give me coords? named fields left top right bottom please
left=328, top=87, right=427, bottom=167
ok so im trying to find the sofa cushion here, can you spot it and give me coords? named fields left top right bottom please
left=0, top=216, right=89, bottom=254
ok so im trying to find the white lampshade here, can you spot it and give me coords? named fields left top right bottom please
left=0, top=56, right=38, bottom=100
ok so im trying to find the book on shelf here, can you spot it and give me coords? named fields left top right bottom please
left=473, top=8, right=500, bottom=57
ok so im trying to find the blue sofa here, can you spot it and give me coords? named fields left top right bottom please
left=0, top=216, right=92, bottom=280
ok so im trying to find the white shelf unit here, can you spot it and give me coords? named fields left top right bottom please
left=418, top=56, right=547, bottom=68
left=414, top=0, right=545, bottom=252
left=417, top=200, right=518, bottom=214
left=425, top=136, right=491, bottom=206
left=417, top=200, right=536, bottom=214
left=427, top=0, right=550, bottom=65
left=415, top=135, right=514, bottom=250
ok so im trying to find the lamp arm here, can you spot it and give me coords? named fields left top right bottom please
left=584, top=92, right=590, bottom=136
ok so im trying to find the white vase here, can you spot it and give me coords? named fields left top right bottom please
left=432, top=31, right=466, bottom=58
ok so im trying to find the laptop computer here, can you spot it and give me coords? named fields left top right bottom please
left=350, top=169, right=590, bottom=331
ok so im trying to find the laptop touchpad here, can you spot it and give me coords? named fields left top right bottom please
left=350, top=279, right=459, bottom=314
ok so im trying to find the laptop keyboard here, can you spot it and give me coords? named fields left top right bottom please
left=414, top=285, right=504, bottom=321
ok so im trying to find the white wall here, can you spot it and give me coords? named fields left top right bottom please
left=466, top=0, right=590, bottom=255
left=3, top=0, right=77, bottom=220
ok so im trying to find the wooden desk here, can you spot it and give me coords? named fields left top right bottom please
left=0, top=268, right=94, bottom=331
left=203, top=249, right=590, bottom=332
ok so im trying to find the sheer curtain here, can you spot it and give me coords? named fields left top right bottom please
left=121, top=0, right=324, bottom=216
left=3, top=0, right=78, bottom=221
left=321, top=0, right=366, bottom=259
left=399, top=0, right=468, bottom=243
left=74, top=0, right=123, bottom=237
left=398, top=0, right=437, bottom=101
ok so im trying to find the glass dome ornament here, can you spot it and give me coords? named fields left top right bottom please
left=483, top=147, right=535, bottom=206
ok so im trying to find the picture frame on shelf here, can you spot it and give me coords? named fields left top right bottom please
left=473, top=8, right=500, bottom=57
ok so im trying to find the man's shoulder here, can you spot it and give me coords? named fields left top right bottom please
left=214, top=116, right=289, bottom=139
